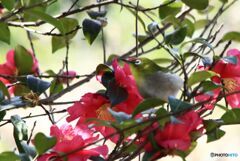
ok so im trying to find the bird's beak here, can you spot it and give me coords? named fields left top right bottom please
left=119, top=58, right=130, bottom=63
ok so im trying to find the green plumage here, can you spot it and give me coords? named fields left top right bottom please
left=122, top=57, right=183, bottom=101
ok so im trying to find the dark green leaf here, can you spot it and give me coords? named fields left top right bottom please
left=222, top=31, right=240, bottom=42
left=82, top=19, right=102, bottom=45
left=34, top=132, right=56, bottom=155
left=156, top=108, right=170, bottom=127
left=0, top=80, right=10, bottom=100
left=106, top=80, right=128, bottom=106
left=207, top=128, right=225, bottom=143
left=96, top=64, right=114, bottom=87
left=87, top=10, right=107, bottom=19
left=0, top=110, right=6, bottom=121
left=165, top=27, right=187, bottom=45
left=25, top=9, right=65, bottom=33
left=168, top=96, right=192, bottom=113
left=143, top=151, right=156, bottom=161
left=201, top=81, right=221, bottom=92
left=52, top=18, right=79, bottom=53
left=182, top=0, right=209, bottom=10
left=0, top=22, right=10, bottom=44
left=1, top=0, right=15, bottom=10
left=14, top=45, right=33, bottom=75
left=132, top=98, right=165, bottom=117
left=221, top=109, right=240, bottom=124
left=50, top=80, right=63, bottom=95
left=159, top=1, right=182, bottom=19
left=187, top=70, right=217, bottom=87
left=0, top=151, right=20, bottom=161
left=182, top=19, right=195, bottom=37
left=26, top=75, right=51, bottom=94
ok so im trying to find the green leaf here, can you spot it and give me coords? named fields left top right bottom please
left=50, top=80, right=63, bottom=95
left=1, top=0, right=15, bottom=11
left=0, top=151, right=20, bottom=161
left=168, top=96, right=192, bottom=113
left=207, top=128, right=225, bottom=143
left=96, top=64, right=114, bottom=88
left=159, top=1, right=182, bottom=19
left=132, top=98, right=165, bottom=117
left=182, top=0, right=209, bottom=10
left=14, top=85, right=31, bottom=96
left=165, top=27, right=187, bottom=45
left=187, top=70, right=217, bottom=87
left=222, top=31, right=240, bottom=42
left=52, top=18, right=79, bottom=53
left=26, top=75, right=51, bottom=94
left=11, top=115, right=28, bottom=141
left=221, top=109, right=240, bottom=124
left=90, top=156, right=105, bottom=161
left=82, top=19, right=102, bottom=45
left=194, top=19, right=209, bottom=30
left=0, top=110, right=6, bottom=121
left=161, top=15, right=181, bottom=28
left=155, top=108, right=170, bottom=127
left=34, top=132, right=56, bottom=155
left=0, top=80, right=10, bottom=100
left=200, top=81, right=221, bottom=92
left=14, top=45, right=33, bottom=75
left=203, top=120, right=225, bottom=143
left=182, top=19, right=195, bottom=37
left=0, top=22, right=10, bottom=44
left=25, top=9, right=64, bottom=33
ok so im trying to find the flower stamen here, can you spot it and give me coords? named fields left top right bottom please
left=223, top=78, right=240, bottom=93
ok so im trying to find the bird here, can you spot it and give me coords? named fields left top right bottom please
left=121, top=57, right=183, bottom=101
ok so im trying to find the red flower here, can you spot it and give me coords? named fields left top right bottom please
left=143, top=111, right=203, bottom=158
left=0, top=49, right=39, bottom=93
left=110, top=59, right=143, bottom=113
left=212, top=49, right=240, bottom=108
left=37, top=124, right=108, bottom=161
left=196, top=49, right=240, bottom=109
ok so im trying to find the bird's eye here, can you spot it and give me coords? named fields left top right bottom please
left=135, top=59, right=142, bottom=65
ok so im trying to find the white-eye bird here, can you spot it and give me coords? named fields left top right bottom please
left=121, top=57, right=183, bottom=101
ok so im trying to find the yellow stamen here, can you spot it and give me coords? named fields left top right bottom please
left=223, top=78, right=240, bottom=93
left=96, top=104, right=114, bottom=121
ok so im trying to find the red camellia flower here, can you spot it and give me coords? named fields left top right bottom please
left=112, top=59, right=143, bottom=113
left=67, top=59, right=143, bottom=142
left=37, top=124, right=108, bottom=161
left=195, top=49, right=240, bottom=109
left=143, top=111, right=203, bottom=159
left=0, top=49, right=39, bottom=93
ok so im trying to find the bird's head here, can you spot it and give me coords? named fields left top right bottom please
left=120, top=57, right=167, bottom=76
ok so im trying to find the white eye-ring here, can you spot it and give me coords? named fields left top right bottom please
left=135, top=59, right=142, bottom=65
